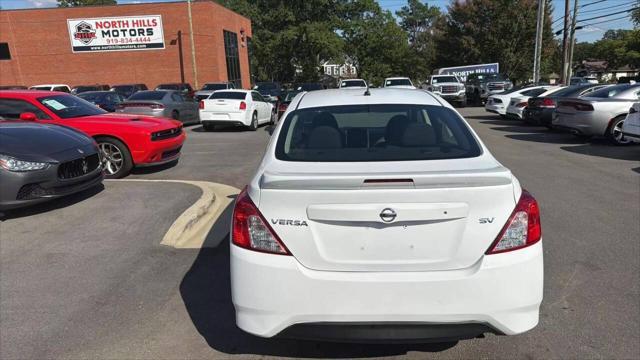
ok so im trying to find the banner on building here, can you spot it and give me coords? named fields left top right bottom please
left=437, top=63, right=500, bottom=82
left=67, top=15, right=164, bottom=53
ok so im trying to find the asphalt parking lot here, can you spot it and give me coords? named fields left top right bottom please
left=1, top=106, right=638, bottom=359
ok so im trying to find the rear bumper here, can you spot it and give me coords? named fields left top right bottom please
left=200, top=111, right=250, bottom=126
left=523, top=108, right=554, bottom=125
left=231, top=241, right=543, bottom=339
left=506, top=107, right=524, bottom=119
left=485, top=103, right=506, bottom=115
left=552, top=113, right=606, bottom=136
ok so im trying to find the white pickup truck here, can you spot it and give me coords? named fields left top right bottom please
left=424, top=75, right=466, bottom=107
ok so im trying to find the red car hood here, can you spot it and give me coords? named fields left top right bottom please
left=65, top=113, right=181, bottom=131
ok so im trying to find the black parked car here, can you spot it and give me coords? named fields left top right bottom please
left=110, top=83, right=148, bottom=98
left=77, top=91, right=125, bottom=112
left=0, top=120, right=103, bottom=210
left=254, top=82, right=283, bottom=103
left=71, top=84, right=110, bottom=95
left=523, top=84, right=611, bottom=127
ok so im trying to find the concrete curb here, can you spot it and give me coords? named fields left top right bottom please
left=105, top=179, right=240, bottom=249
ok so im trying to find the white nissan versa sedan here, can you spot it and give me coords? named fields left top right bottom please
left=231, top=88, right=543, bottom=342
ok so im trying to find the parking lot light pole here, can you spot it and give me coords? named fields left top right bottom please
left=178, top=31, right=185, bottom=84
left=533, top=0, right=546, bottom=84
left=561, top=0, right=570, bottom=84
left=567, top=0, right=579, bottom=83
left=187, top=0, right=198, bottom=89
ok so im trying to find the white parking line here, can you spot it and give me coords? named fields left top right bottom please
left=105, top=179, right=240, bottom=249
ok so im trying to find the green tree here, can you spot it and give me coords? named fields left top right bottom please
left=216, top=0, right=343, bottom=83
left=434, top=0, right=555, bottom=83
left=395, top=0, right=442, bottom=81
left=339, top=0, right=412, bottom=86
left=58, top=0, right=115, bottom=7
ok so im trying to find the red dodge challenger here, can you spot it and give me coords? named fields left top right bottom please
left=0, top=90, right=185, bottom=178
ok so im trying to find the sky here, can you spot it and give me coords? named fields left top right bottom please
left=0, top=0, right=634, bottom=42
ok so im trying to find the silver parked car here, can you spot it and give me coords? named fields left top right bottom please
left=115, top=90, right=198, bottom=124
left=194, top=82, right=235, bottom=102
left=552, top=84, right=640, bottom=145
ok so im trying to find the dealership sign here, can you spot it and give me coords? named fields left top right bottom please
left=67, top=15, right=164, bottom=52
left=437, top=63, right=499, bottom=82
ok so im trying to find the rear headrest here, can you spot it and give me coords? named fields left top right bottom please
left=386, top=115, right=412, bottom=146
left=401, top=123, right=436, bottom=147
left=308, top=126, right=343, bottom=149
left=312, top=112, right=339, bottom=129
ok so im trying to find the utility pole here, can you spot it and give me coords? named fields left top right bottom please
left=177, top=30, right=185, bottom=84
left=533, top=0, right=546, bottom=84
left=561, top=0, right=570, bottom=84
left=567, top=0, right=579, bottom=84
left=187, top=0, right=198, bottom=88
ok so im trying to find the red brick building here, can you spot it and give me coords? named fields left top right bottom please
left=0, top=1, right=252, bottom=90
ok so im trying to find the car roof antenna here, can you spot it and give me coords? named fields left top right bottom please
left=364, top=82, right=371, bottom=96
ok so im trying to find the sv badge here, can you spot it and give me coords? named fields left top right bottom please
left=479, top=217, right=495, bottom=224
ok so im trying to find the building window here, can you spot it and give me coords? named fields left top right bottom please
left=0, top=43, right=11, bottom=60
left=223, top=30, right=242, bottom=89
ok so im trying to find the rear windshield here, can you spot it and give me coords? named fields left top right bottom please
left=157, top=84, right=180, bottom=90
left=386, top=79, right=412, bottom=86
left=256, top=83, right=277, bottom=90
left=112, top=85, right=133, bottom=91
left=202, top=83, right=227, bottom=91
left=588, top=85, right=635, bottom=98
left=77, top=92, right=107, bottom=101
left=431, top=76, right=458, bottom=84
left=276, top=104, right=481, bottom=162
left=209, top=92, right=246, bottom=100
left=128, top=91, right=166, bottom=101
left=285, top=91, right=302, bottom=101
left=341, top=80, right=366, bottom=87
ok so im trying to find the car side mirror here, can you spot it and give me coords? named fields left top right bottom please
left=19, top=112, right=37, bottom=121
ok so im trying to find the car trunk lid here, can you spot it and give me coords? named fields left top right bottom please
left=257, top=161, right=516, bottom=272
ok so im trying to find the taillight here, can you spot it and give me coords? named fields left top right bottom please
left=540, top=98, right=556, bottom=108
left=574, top=103, right=594, bottom=111
left=199, top=100, right=204, bottom=109
left=486, top=190, right=541, bottom=255
left=278, top=103, right=288, bottom=112
left=516, top=101, right=528, bottom=108
left=232, top=187, right=291, bottom=255
left=239, top=101, right=247, bottom=111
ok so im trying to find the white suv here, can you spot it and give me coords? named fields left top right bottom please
left=383, top=77, right=416, bottom=89
left=231, top=88, right=543, bottom=342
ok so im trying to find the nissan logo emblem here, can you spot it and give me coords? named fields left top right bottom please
left=379, top=208, right=397, bottom=223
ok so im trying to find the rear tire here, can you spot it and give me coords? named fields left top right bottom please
left=248, top=112, right=258, bottom=131
left=607, top=115, right=632, bottom=145
left=95, top=136, right=133, bottom=179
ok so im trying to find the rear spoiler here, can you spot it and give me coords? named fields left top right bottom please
left=260, top=167, right=513, bottom=190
